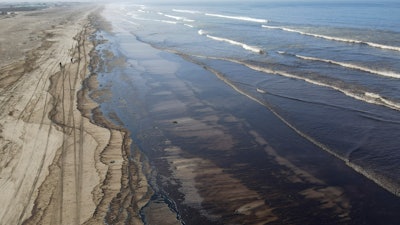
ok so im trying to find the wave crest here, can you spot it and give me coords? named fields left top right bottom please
left=199, top=32, right=264, bottom=54
left=217, top=58, right=400, bottom=111
left=206, top=13, right=267, bottom=23
left=172, top=9, right=201, bottom=14
left=292, top=53, right=400, bottom=79
left=262, top=25, right=400, bottom=52
left=198, top=29, right=206, bottom=35
left=164, top=14, right=195, bottom=22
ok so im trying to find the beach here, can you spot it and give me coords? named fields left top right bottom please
left=1, top=2, right=400, bottom=225
left=0, top=4, right=150, bottom=225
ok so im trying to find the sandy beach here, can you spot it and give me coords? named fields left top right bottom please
left=0, top=4, right=150, bottom=225
left=2, top=2, right=400, bottom=225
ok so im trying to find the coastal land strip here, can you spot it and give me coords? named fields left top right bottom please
left=2, top=2, right=400, bottom=225
left=0, top=3, right=150, bottom=225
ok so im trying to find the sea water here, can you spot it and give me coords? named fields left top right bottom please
left=94, top=1, right=400, bottom=224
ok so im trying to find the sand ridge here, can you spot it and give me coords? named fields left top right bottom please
left=0, top=4, right=150, bottom=225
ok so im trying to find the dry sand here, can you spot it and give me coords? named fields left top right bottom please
left=0, top=4, right=150, bottom=225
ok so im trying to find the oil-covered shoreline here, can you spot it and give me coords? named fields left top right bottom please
left=91, top=4, right=400, bottom=225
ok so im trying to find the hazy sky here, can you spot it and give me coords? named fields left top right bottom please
left=0, top=0, right=379, bottom=1
left=0, top=0, right=387, bottom=4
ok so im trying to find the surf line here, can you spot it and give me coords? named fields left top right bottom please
left=163, top=14, right=195, bottom=22
left=190, top=53, right=400, bottom=112
left=206, top=13, right=267, bottom=23
left=289, top=53, right=400, bottom=79
left=232, top=58, right=400, bottom=112
left=262, top=25, right=400, bottom=52
left=194, top=56, right=400, bottom=111
left=172, top=9, right=201, bottom=14
left=198, top=30, right=264, bottom=54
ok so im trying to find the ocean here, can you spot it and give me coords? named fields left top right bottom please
left=92, top=1, right=400, bottom=224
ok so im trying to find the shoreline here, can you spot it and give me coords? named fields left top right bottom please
left=94, top=4, right=400, bottom=224
left=86, top=17, right=182, bottom=225
left=79, top=18, right=152, bottom=222
left=0, top=4, right=150, bottom=224
left=2, top=2, right=400, bottom=225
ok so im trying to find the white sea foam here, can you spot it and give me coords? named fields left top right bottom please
left=161, top=20, right=177, bottom=24
left=164, top=14, right=195, bottom=22
left=184, top=24, right=194, bottom=28
left=206, top=13, right=267, bottom=23
left=205, top=34, right=264, bottom=54
left=197, top=30, right=263, bottom=53
left=198, top=29, right=206, bottom=35
left=256, top=88, right=267, bottom=94
left=262, top=25, right=400, bottom=52
left=365, top=92, right=381, bottom=99
left=295, top=54, right=400, bottom=79
left=172, top=9, right=202, bottom=14
left=221, top=58, right=400, bottom=111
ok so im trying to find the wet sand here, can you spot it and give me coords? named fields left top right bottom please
left=0, top=4, right=149, bottom=225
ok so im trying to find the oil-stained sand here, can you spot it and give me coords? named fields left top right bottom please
left=0, top=4, right=150, bottom=225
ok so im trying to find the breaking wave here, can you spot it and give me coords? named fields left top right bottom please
left=291, top=53, right=400, bottom=79
left=172, top=9, right=202, bottom=14
left=172, top=9, right=268, bottom=23
left=206, top=13, right=267, bottom=23
left=262, top=25, right=400, bottom=52
left=164, top=14, right=195, bottom=22
left=198, top=29, right=206, bottom=35
left=208, top=57, right=400, bottom=111
left=198, top=31, right=264, bottom=54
